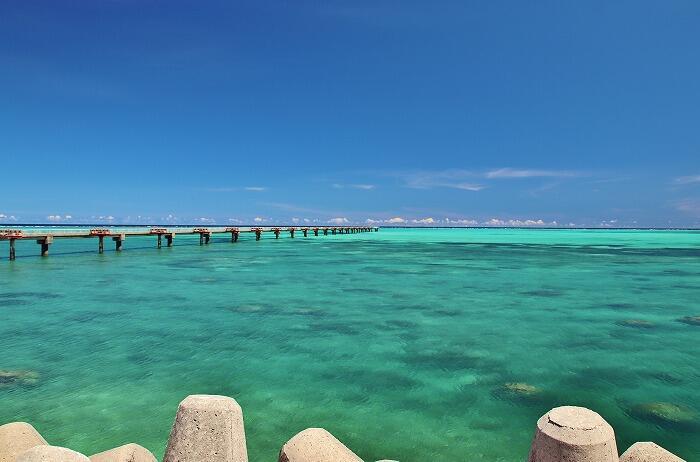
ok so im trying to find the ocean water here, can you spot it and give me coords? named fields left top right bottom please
left=1, top=228, right=698, bottom=461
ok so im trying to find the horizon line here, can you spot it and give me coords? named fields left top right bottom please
left=2, top=223, right=699, bottom=231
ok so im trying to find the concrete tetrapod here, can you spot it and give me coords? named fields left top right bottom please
left=278, top=428, right=362, bottom=462
left=528, top=406, right=618, bottom=462
left=16, top=446, right=89, bottom=462
left=0, top=422, right=48, bottom=462
left=89, top=443, right=157, bottom=462
left=620, top=442, right=685, bottom=462
left=163, top=395, right=248, bottom=462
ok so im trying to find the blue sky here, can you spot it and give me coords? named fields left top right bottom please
left=1, top=1, right=699, bottom=227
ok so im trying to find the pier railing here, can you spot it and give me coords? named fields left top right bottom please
left=0, top=226, right=379, bottom=261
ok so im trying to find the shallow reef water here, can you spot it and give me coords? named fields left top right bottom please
left=0, top=228, right=699, bottom=461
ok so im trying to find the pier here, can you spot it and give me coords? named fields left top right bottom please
left=0, top=226, right=378, bottom=261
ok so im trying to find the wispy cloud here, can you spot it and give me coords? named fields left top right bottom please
left=332, top=183, right=376, bottom=190
left=398, top=169, right=485, bottom=191
left=675, top=199, right=700, bottom=216
left=485, top=168, right=579, bottom=179
left=674, top=175, right=700, bottom=185
left=328, top=217, right=349, bottom=224
left=202, top=186, right=268, bottom=192
left=392, top=167, right=580, bottom=190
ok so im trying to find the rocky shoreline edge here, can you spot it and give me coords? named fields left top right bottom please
left=0, top=394, right=686, bottom=462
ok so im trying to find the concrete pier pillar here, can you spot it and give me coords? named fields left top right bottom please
left=313, top=228, right=319, bottom=236
left=157, top=234, right=162, bottom=249
left=255, top=229, right=262, bottom=241
left=274, top=229, right=280, bottom=239
left=289, top=228, right=295, bottom=238
left=232, top=231, right=239, bottom=243
left=332, top=228, right=336, bottom=235
left=98, top=236, right=105, bottom=254
left=112, top=234, right=125, bottom=252
left=37, top=236, right=52, bottom=256
left=163, top=395, right=248, bottom=462
left=16, top=446, right=89, bottom=462
left=166, top=234, right=174, bottom=247
left=620, top=442, right=685, bottom=462
left=205, top=234, right=210, bottom=244
left=9, top=238, right=16, bottom=261
left=89, top=443, right=157, bottom=462
left=302, top=229, right=308, bottom=237
left=528, top=406, right=618, bottom=462
left=278, top=428, right=362, bottom=462
left=0, top=422, right=48, bottom=461
left=199, top=234, right=205, bottom=245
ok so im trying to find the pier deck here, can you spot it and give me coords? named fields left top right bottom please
left=0, top=226, right=378, bottom=261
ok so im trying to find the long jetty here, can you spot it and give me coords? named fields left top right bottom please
left=0, top=226, right=378, bottom=261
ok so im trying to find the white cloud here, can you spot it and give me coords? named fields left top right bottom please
left=65, top=215, right=72, bottom=220
left=197, top=217, right=215, bottom=223
left=328, top=217, right=349, bottom=224
left=47, top=215, right=62, bottom=221
left=446, top=218, right=478, bottom=226
left=291, top=217, right=300, bottom=223
left=245, top=186, right=267, bottom=191
left=0, top=214, right=6, bottom=219
left=254, top=217, right=265, bottom=223
left=482, top=218, right=556, bottom=227
left=386, top=217, right=406, bottom=224
left=674, top=175, right=700, bottom=185
left=412, top=217, right=435, bottom=224
left=485, top=168, right=578, bottom=179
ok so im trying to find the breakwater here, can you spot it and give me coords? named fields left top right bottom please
left=0, top=394, right=686, bottom=461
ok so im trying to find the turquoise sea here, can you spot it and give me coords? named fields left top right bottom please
left=1, top=228, right=698, bottom=461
